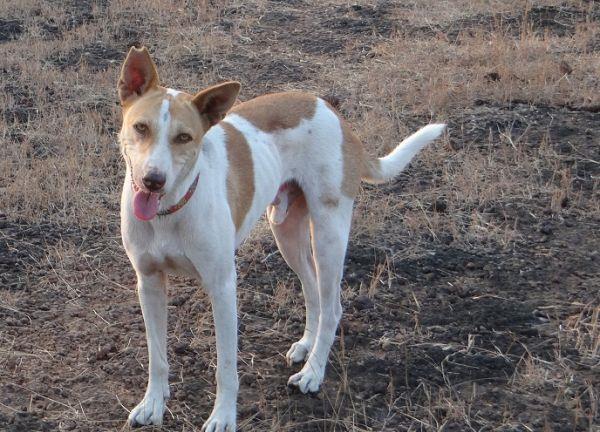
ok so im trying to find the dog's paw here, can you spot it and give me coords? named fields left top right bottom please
left=287, top=363, right=324, bottom=393
left=285, top=339, right=312, bottom=366
left=201, top=405, right=236, bottom=432
left=128, top=389, right=169, bottom=427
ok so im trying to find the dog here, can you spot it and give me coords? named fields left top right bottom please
left=117, top=46, right=445, bottom=431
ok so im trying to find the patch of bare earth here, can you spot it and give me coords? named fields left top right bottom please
left=0, top=1, right=598, bottom=431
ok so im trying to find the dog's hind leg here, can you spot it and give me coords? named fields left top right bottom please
left=128, top=271, right=170, bottom=426
left=287, top=195, right=353, bottom=393
left=269, top=191, right=320, bottom=365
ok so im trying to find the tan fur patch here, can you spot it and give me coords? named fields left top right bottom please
left=230, top=92, right=317, bottom=132
left=340, top=119, right=367, bottom=198
left=221, top=122, right=255, bottom=230
left=318, top=100, right=370, bottom=199
left=320, top=194, right=340, bottom=207
left=137, top=254, right=168, bottom=280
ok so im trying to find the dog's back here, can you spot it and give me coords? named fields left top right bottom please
left=222, top=91, right=445, bottom=214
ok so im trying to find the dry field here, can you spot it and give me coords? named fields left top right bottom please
left=1, top=0, right=599, bottom=431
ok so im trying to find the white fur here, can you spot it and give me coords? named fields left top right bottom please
left=363, top=123, right=446, bottom=183
left=121, top=93, right=445, bottom=431
left=137, top=98, right=176, bottom=197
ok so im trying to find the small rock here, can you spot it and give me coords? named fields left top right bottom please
left=95, top=346, right=111, bottom=361
left=432, top=198, right=447, bottom=213
left=540, top=223, right=553, bottom=235
left=380, top=338, right=391, bottom=350
left=484, top=71, right=501, bottom=82
left=169, top=296, right=188, bottom=307
left=59, top=420, right=77, bottom=431
left=352, top=295, right=374, bottom=311
left=173, top=341, right=189, bottom=355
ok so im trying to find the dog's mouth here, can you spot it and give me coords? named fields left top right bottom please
left=132, top=181, right=161, bottom=221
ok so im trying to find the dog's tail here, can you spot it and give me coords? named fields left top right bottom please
left=362, top=124, right=446, bottom=184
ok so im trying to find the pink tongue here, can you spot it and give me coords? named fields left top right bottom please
left=133, top=190, right=160, bottom=221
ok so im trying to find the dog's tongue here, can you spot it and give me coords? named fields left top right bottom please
left=133, top=190, right=160, bottom=221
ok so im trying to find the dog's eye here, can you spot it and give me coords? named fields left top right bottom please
left=133, top=123, right=148, bottom=135
left=175, top=133, right=193, bottom=144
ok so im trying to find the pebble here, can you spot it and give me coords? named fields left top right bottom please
left=433, top=198, right=447, bottom=213
left=59, top=420, right=77, bottom=431
left=352, top=295, right=374, bottom=311
left=95, top=343, right=114, bottom=361
left=540, top=223, right=553, bottom=235
left=173, top=341, right=189, bottom=355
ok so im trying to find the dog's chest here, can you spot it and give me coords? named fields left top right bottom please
left=132, top=226, right=200, bottom=279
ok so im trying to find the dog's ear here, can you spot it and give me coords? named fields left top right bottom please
left=118, top=46, right=159, bottom=106
left=192, top=81, right=241, bottom=126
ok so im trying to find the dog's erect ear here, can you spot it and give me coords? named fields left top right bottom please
left=192, top=81, right=241, bottom=126
left=118, top=46, right=159, bottom=106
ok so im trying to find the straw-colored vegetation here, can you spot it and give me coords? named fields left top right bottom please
left=0, top=0, right=597, bottom=430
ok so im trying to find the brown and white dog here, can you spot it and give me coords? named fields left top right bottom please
left=117, top=46, right=445, bottom=431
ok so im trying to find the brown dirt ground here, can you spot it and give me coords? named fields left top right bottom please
left=0, top=1, right=599, bottom=431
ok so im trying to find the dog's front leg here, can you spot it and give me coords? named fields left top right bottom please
left=201, top=264, right=238, bottom=432
left=128, top=271, right=170, bottom=426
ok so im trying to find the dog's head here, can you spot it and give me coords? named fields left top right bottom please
left=117, top=46, right=240, bottom=220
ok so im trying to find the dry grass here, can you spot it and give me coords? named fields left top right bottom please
left=1, top=0, right=598, bottom=236
left=1, top=0, right=598, bottom=431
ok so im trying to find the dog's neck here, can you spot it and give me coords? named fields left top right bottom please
left=157, top=173, right=199, bottom=217
left=157, top=155, right=202, bottom=216
left=153, top=125, right=225, bottom=216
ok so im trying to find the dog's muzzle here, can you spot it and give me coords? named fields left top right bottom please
left=142, top=171, right=166, bottom=193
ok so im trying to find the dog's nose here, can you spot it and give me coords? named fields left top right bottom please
left=142, top=171, right=166, bottom=192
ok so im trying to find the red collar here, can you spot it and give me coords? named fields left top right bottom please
left=156, top=174, right=200, bottom=216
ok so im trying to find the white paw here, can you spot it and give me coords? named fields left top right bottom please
left=128, top=388, right=169, bottom=427
left=201, top=404, right=236, bottom=432
left=287, top=362, right=324, bottom=393
left=285, top=339, right=312, bottom=366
